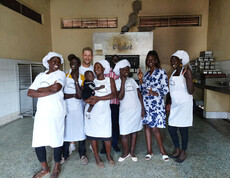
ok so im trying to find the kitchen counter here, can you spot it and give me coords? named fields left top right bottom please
left=194, top=83, right=230, bottom=95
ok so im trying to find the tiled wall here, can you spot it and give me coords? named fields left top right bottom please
left=0, top=58, right=41, bottom=126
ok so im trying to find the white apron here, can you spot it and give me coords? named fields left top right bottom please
left=168, top=68, right=193, bottom=127
left=84, top=77, right=112, bottom=138
left=64, top=72, right=86, bottom=141
left=116, top=78, right=143, bottom=135
left=30, top=70, right=66, bottom=148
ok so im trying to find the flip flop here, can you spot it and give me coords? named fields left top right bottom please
left=145, top=154, right=153, bottom=161
left=161, top=154, right=169, bottom=162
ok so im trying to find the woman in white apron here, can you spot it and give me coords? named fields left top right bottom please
left=62, top=54, right=88, bottom=165
left=84, top=60, right=117, bottom=168
left=28, top=52, right=66, bottom=178
left=166, top=50, right=194, bottom=163
left=114, top=60, right=145, bottom=162
left=138, top=50, right=169, bottom=162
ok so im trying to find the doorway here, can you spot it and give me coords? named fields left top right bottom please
left=18, top=64, right=44, bottom=116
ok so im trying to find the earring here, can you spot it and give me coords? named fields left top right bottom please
left=180, top=63, right=182, bottom=67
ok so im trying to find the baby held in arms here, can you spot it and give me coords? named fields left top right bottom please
left=82, top=71, right=105, bottom=119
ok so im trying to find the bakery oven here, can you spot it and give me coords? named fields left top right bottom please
left=93, top=32, right=153, bottom=80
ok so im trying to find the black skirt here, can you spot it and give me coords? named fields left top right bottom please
left=87, top=135, right=111, bottom=141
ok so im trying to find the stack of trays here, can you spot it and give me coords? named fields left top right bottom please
left=191, top=51, right=223, bottom=75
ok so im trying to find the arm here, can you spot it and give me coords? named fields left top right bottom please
left=159, top=71, right=169, bottom=97
left=28, top=82, right=62, bottom=98
left=64, top=93, right=77, bottom=100
left=85, top=78, right=117, bottom=105
left=137, top=89, right=145, bottom=118
left=72, top=71, right=82, bottom=99
left=165, top=92, right=171, bottom=114
left=184, top=68, right=194, bottom=95
left=94, top=85, right=105, bottom=90
left=117, top=76, right=126, bottom=100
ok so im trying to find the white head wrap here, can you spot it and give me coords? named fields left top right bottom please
left=113, top=59, right=131, bottom=76
left=171, top=50, right=189, bottom=66
left=42, top=52, right=64, bottom=69
left=96, top=60, right=110, bottom=74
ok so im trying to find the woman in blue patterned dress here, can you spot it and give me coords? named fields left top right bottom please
left=138, top=50, right=169, bottom=161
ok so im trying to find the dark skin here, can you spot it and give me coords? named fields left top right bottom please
left=118, top=66, right=145, bottom=158
left=27, top=56, right=62, bottom=173
left=111, top=56, right=120, bottom=69
left=84, top=62, right=117, bottom=167
left=64, top=58, right=82, bottom=100
left=27, top=57, right=62, bottom=98
left=137, top=54, right=168, bottom=159
left=166, top=56, right=194, bottom=160
left=83, top=71, right=105, bottom=113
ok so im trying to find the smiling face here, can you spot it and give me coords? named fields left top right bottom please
left=70, top=58, right=81, bottom=70
left=48, top=57, right=61, bottom=72
left=94, top=63, right=104, bottom=76
left=146, top=55, right=157, bottom=69
left=120, top=66, right=130, bottom=77
left=82, top=50, right=93, bottom=66
left=170, top=56, right=182, bottom=70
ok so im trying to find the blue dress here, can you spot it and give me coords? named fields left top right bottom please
left=140, top=68, right=169, bottom=128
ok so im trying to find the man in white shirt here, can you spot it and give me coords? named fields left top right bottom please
left=79, top=47, right=94, bottom=75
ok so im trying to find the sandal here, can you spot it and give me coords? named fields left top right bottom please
left=50, top=169, right=60, bottom=178
left=145, top=153, right=153, bottom=161
left=161, top=154, right=169, bottom=162
left=32, top=169, right=50, bottom=178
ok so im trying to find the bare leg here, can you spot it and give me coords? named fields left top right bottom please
left=104, top=140, right=115, bottom=166
left=130, top=132, right=138, bottom=157
left=91, top=140, right=103, bottom=167
left=121, top=135, right=130, bottom=157
left=144, top=126, right=153, bottom=155
left=104, top=140, right=113, bottom=161
left=152, top=128, right=167, bottom=155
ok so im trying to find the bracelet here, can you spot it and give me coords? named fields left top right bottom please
left=75, top=81, right=78, bottom=84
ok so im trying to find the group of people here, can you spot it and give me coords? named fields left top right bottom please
left=28, top=47, right=194, bottom=178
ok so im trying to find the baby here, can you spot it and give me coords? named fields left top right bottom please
left=82, top=71, right=104, bottom=118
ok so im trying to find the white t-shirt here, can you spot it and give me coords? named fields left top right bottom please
left=79, top=65, right=94, bottom=76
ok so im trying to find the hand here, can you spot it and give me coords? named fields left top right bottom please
left=99, top=85, right=105, bottom=89
left=147, top=87, right=159, bottom=96
left=141, top=108, right=145, bottom=119
left=137, top=67, right=143, bottom=80
left=165, top=104, right=171, bottom=114
left=85, top=96, right=99, bottom=105
left=120, top=75, right=127, bottom=83
left=71, top=71, right=79, bottom=82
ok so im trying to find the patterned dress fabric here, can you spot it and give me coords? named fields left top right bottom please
left=140, top=68, right=169, bottom=128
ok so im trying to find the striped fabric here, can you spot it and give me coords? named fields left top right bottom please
left=104, top=68, right=119, bottom=105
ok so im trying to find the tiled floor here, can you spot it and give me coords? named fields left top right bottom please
left=0, top=114, right=230, bottom=178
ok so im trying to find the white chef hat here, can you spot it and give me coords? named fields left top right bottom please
left=171, top=50, right=189, bottom=66
left=113, top=59, right=131, bottom=76
left=42, top=52, right=64, bottom=69
left=96, top=60, right=110, bottom=74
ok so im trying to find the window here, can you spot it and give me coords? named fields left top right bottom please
left=61, top=18, right=118, bottom=29
left=139, top=15, right=201, bottom=29
left=0, top=0, right=42, bottom=24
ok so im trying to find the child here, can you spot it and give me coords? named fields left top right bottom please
left=82, top=70, right=104, bottom=118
